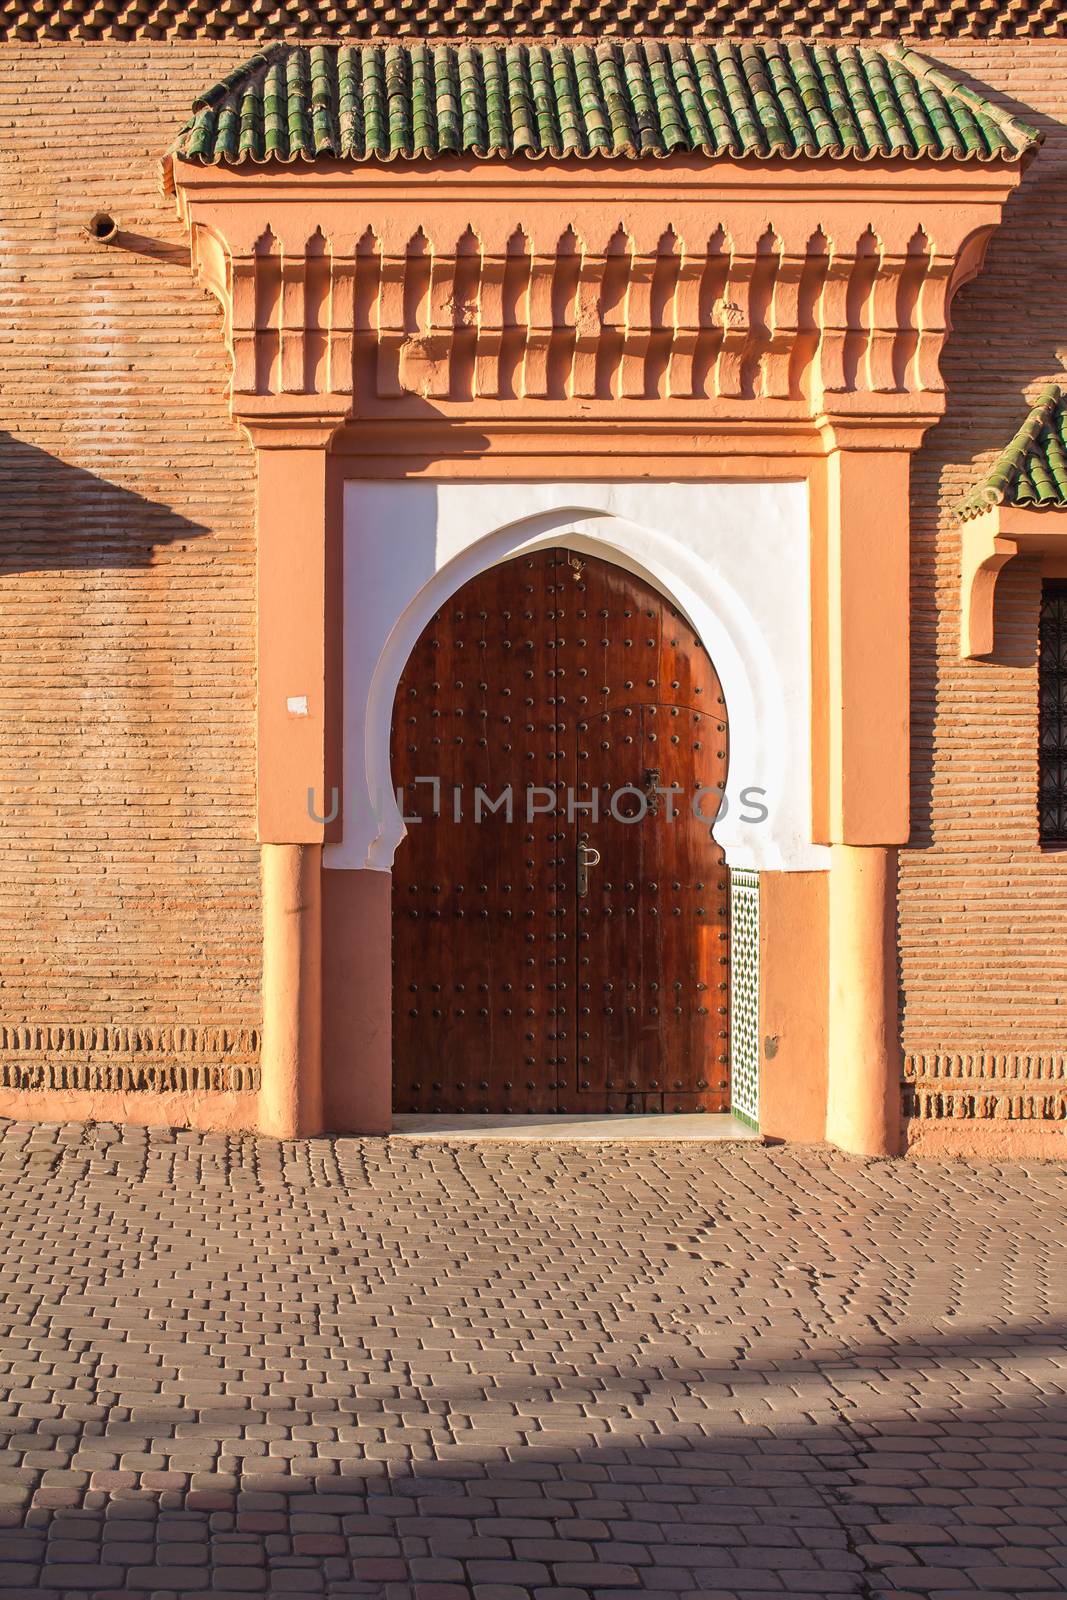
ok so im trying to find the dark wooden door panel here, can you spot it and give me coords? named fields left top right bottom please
left=574, top=704, right=729, bottom=1112
left=567, top=542, right=730, bottom=1113
left=391, top=552, right=563, bottom=1113
left=391, top=546, right=730, bottom=1115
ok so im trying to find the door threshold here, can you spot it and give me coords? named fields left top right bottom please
left=390, top=1112, right=761, bottom=1142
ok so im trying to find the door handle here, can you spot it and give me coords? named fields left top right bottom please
left=577, top=839, right=601, bottom=898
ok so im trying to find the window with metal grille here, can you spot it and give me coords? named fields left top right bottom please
left=1039, top=580, right=1067, bottom=845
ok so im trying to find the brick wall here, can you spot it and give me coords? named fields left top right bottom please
left=0, top=45, right=262, bottom=1089
left=1, top=40, right=1066, bottom=1124
left=896, top=43, right=1067, bottom=1124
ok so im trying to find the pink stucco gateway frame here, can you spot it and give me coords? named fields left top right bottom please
left=1, top=150, right=1027, bottom=1152
left=180, top=153, right=1028, bottom=1154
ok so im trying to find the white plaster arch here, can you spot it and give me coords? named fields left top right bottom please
left=326, top=479, right=828, bottom=874
left=366, top=510, right=774, bottom=870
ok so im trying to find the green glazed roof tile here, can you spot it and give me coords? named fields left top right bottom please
left=175, top=40, right=1041, bottom=167
left=955, top=386, right=1067, bottom=522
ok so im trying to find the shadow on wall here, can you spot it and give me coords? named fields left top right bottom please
left=0, top=431, right=211, bottom=573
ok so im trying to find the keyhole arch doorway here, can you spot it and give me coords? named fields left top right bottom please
left=389, top=541, right=733, bottom=1116
left=358, top=503, right=792, bottom=879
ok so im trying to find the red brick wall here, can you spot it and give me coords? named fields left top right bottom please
left=896, top=44, right=1067, bottom=1122
left=1, top=41, right=1065, bottom=1122
left=0, top=45, right=262, bottom=1088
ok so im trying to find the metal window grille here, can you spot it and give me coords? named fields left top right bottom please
left=1039, top=581, right=1067, bottom=845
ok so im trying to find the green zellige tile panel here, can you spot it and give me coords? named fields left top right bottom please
left=956, top=386, right=1067, bottom=522
left=178, top=39, right=1039, bottom=167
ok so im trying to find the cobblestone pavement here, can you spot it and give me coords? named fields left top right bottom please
left=0, top=1123, right=1065, bottom=1600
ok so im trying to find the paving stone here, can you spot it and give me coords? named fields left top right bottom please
left=0, top=1569, right=44, bottom=1588
left=0, top=1124, right=1063, bottom=1600
left=41, top=1566, right=126, bottom=1588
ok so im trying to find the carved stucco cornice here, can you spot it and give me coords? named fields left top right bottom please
left=170, top=158, right=1028, bottom=447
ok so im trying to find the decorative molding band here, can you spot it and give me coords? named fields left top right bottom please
left=171, top=161, right=1025, bottom=439
left=217, top=220, right=963, bottom=412
left=905, top=1052, right=1067, bottom=1121
left=3, top=1, right=1064, bottom=43
left=0, top=1061, right=261, bottom=1094
left=905, top=1086, right=1066, bottom=1121
left=0, top=1024, right=260, bottom=1095
left=0, top=1023, right=260, bottom=1058
left=905, top=1051, right=1067, bottom=1083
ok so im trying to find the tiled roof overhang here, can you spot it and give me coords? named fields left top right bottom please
left=164, top=40, right=1036, bottom=447
left=162, top=40, right=1043, bottom=670
left=956, top=384, right=1067, bottom=658
left=2, top=0, right=1064, bottom=40
left=955, top=384, right=1067, bottom=523
left=173, top=40, right=1040, bottom=168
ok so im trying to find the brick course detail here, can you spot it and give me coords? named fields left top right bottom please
left=1, top=0, right=1064, bottom=41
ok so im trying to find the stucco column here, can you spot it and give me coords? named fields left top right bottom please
left=244, top=407, right=347, bottom=1139
left=818, top=433, right=917, bottom=1156
left=254, top=435, right=333, bottom=845
left=826, top=844, right=901, bottom=1157
left=260, top=842, right=323, bottom=1138
left=822, top=441, right=911, bottom=844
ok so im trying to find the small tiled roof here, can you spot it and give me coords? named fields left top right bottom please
left=955, top=386, right=1067, bottom=523
left=173, top=40, right=1040, bottom=167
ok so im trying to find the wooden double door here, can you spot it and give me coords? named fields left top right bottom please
left=390, top=547, right=730, bottom=1115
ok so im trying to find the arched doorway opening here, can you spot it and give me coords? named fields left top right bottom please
left=389, top=545, right=730, bottom=1115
